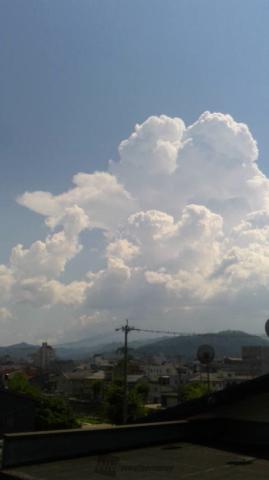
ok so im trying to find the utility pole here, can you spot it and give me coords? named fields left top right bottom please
left=115, top=323, right=220, bottom=423
left=115, top=322, right=200, bottom=423
left=115, top=319, right=135, bottom=424
left=206, top=364, right=210, bottom=393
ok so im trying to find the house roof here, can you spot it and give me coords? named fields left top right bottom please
left=64, top=370, right=106, bottom=381
left=127, top=374, right=147, bottom=383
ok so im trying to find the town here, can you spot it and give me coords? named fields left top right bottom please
left=1, top=329, right=269, bottom=433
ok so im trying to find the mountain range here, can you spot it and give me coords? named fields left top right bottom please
left=135, top=330, right=269, bottom=359
left=0, top=330, right=268, bottom=361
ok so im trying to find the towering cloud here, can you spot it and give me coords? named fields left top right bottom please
left=1, top=111, right=269, bottom=337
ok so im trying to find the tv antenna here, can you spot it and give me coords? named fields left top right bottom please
left=116, top=320, right=269, bottom=423
left=265, top=319, right=269, bottom=337
left=197, top=344, right=215, bottom=392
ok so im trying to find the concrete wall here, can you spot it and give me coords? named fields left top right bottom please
left=0, top=391, right=35, bottom=436
left=205, top=392, right=269, bottom=422
left=2, top=421, right=187, bottom=468
left=4, top=417, right=269, bottom=470
left=188, top=417, right=269, bottom=450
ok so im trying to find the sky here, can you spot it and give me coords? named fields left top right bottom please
left=1, top=0, right=269, bottom=344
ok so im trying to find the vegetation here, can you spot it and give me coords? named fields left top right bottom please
left=8, top=371, right=41, bottom=398
left=134, top=380, right=149, bottom=403
left=179, top=381, right=210, bottom=402
left=103, top=380, right=146, bottom=424
left=76, top=415, right=103, bottom=425
left=8, top=372, right=80, bottom=430
left=35, top=395, right=79, bottom=430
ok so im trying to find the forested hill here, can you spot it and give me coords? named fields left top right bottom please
left=135, top=331, right=269, bottom=359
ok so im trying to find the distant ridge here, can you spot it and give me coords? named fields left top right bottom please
left=0, top=337, right=158, bottom=360
left=135, top=330, right=269, bottom=359
left=0, top=330, right=268, bottom=361
left=0, top=342, right=38, bottom=360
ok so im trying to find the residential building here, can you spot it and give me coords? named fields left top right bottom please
left=33, top=342, right=56, bottom=370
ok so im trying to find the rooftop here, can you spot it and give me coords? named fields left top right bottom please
left=3, top=372, right=269, bottom=479
left=1, top=442, right=268, bottom=480
left=64, top=370, right=106, bottom=381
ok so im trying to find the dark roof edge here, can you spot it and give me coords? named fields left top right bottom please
left=136, top=372, right=269, bottom=423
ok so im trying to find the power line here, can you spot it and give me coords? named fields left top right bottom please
left=115, top=319, right=269, bottom=423
left=116, top=325, right=267, bottom=338
left=129, top=327, right=204, bottom=336
left=115, top=321, right=204, bottom=424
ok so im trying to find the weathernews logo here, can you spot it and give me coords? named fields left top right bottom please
left=94, top=455, right=174, bottom=477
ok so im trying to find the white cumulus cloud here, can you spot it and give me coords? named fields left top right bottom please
left=1, top=111, right=269, bottom=337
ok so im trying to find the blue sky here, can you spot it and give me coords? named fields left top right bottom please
left=1, top=1, right=269, bottom=343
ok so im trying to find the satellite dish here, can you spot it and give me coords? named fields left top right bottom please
left=265, top=319, right=269, bottom=337
left=197, top=344, right=215, bottom=365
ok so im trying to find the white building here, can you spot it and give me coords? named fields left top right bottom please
left=33, top=342, right=56, bottom=370
left=142, top=362, right=179, bottom=383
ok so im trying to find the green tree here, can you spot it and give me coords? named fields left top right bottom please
left=134, top=381, right=149, bottom=403
left=35, top=395, right=79, bottom=430
left=179, top=381, right=210, bottom=402
left=8, top=372, right=41, bottom=398
left=103, top=380, right=146, bottom=424
left=8, top=372, right=79, bottom=430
